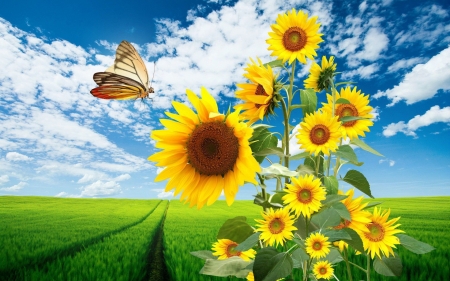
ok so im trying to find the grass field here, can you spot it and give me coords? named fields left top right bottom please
left=0, top=196, right=448, bottom=281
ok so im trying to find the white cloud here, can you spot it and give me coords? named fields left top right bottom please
left=113, top=174, right=131, bottom=181
left=80, top=180, right=121, bottom=197
left=379, top=159, right=395, bottom=166
left=0, top=175, right=9, bottom=184
left=0, top=181, right=26, bottom=192
left=354, top=27, right=389, bottom=62
left=342, top=63, right=380, bottom=80
left=55, top=191, right=68, bottom=197
left=383, top=105, right=450, bottom=137
left=374, top=47, right=450, bottom=106
left=152, top=188, right=174, bottom=198
left=387, top=57, right=427, bottom=73
left=5, top=152, right=33, bottom=161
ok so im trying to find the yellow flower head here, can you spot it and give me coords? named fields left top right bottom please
left=297, top=111, right=342, bottom=156
left=282, top=174, right=326, bottom=218
left=359, top=207, right=405, bottom=259
left=235, top=57, right=281, bottom=124
left=334, top=189, right=372, bottom=233
left=255, top=208, right=297, bottom=247
left=304, top=56, right=337, bottom=92
left=211, top=239, right=256, bottom=261
left=267, top=9, right=323, bottom=65
left=305, top=232, right=331, bottom=259
left=313, top=260, right=334, bottom=280
left=322, top=86, right=374, bottom=140
left=148, top=87, right=261, bottom=209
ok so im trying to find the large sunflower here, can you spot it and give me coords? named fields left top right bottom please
left=297, top=111, right=342, bottom=156
left=305, top=232, right=331, bottom=259
left=235, top=57, right=281, bottom=124
left=358, top=207, right=404, bottom=259
left=267, top=9, right=323, bottom=65
left=313, top=260, right=334, bottom=280
left=282, top=174, right=326, bottom=218
left=212, top=239, right=256, bottom=261
left=322, top=86, right=373, bottom=140
left=334, top=189, right=371, bottom=233
left=255, top=208, right=297, bottom=247
left=304, top=56, right=337, bottom=92
left=148, top=87, right=261, bottom=209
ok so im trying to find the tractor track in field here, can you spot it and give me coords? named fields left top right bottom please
left=144, top=201, right=170, bottom=281
left=1, top=200, right=164, bottom=281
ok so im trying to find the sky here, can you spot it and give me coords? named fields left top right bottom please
left=0, top=0, right=449, bottom=201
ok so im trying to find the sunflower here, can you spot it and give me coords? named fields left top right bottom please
left=235, top=57, right=281, bottom=124
left=255, top=208, right=297, bottom=247
left=282, top=174, right=326, bottom=218
left=304, top=56, right=337, bottom=92
left=148, top=87, right=261, bottom=209
left=305, top=232, right=331, bottom=259
left=322, top=86, right=373, bottom=140
left=297, top=111, right=342, bottom=156
left=313, top=260, right=334, bottom=280
left=267, top=9, right=323, bottom=65
left=333, top=240, right=362, bottom=255
left=333, top=189, right=371, bottom=233
left=359, top=207, right=404, bottom=259
left=211, top=239, right=256, bottom=261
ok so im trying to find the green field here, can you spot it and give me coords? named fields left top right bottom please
left=0, top=196, right=448, bottom=281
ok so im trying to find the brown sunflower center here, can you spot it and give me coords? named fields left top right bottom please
left=336, top=103, right=359, bottom=127
left=309, top=124, right=330, bottom=145
left=269, top=218, right=285, bottom=234
left=365, top=222, right=385, bottom=242
left=255, top=84, right=269, bottom=109
left=297, top=188, right=312, bottom=203
left=313, top=241, right=322, bottom=250
left=282, top=27, right=307, bottom=52
left=187, top=121, right=239, bottom=176
left=226, top=243, right=240, bottom=257
left=319, top=267, right=327, bottom=274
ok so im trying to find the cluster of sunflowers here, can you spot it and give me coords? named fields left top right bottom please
left=149, top=8, right=433, bottom=281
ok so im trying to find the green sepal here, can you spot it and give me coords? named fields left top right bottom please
left=336, top=98, right=350, bottom=104
left=340, top=116, right=370, bottom=123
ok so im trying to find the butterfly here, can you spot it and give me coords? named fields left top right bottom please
left=91, top=40, right=155, bottom=100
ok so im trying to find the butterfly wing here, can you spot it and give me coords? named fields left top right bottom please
left=91, top=72, right=150, bottom=100
left=112, top=40, right=149, bottom=90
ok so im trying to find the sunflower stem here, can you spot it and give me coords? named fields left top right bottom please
left=348, top=260, right=367, bottom=273
left=280, top=97, right=290, bottom=185
left=366, top=255, right=371, bottom=281
left=343, top=249, right=354, bottom=281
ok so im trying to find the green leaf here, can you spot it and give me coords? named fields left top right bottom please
left=253, top=147, right=285, bottom=158
left=235, top=232, right=261, bottom=251
left=321, top=194, right=347, bottom=207
left=350, top=138, right=384, bottom=157
left=291, top=247, right=309, bottom=264
left=290, top=104, right=306, bottom=111
left=362, top=201, right=382, bottom=210
left=335, top=81, right=356, bottom=87
left=269, top=191, right=287, bottom=206
left=294, top=215, right=319, bottom=239
left=341, top=228, right=364, bottom=253
left=290, top=151, right=310, bottom=161
left=217, top=216, right=254, bottom=243
left=253, top=248, right=293, bottom=281
left=300, top=89, right=317, bottom=117
left=250, top=126, right=278, bottom=163
left=321, top=229, right=351, bottom=242
left=373, top=255, right=402, bottom=277
left=335, top=145, right=360, bottom=164
left=190, top=250, right=217, bottom=260
left=340, top=116, right=370, bottom=123
left=336, top=98, right=350, bottom=104
left=342, top=170, right=373, bottom=198
left=264, top=59, right=284, bottom=68
left=261, top=163, right=297, bottom=178
left=199, top=256, right=252, bottom=278
left=323, top=176, right=339, bottom=195
left=324, top=248, right=344, bottom=264
left=397, top=234, right=435, bottom=254
left=310, top=207, right=341, bottom=229
left=330, top=202, right=351, bottom=221
left=254, top=193, right=283, bottom=210
left=296, top=164, right=315, bottom=177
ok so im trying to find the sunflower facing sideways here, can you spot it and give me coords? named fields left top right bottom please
left=267, top=9, right=323, bottom=64
left=255, top=208, right=297, bottom=247
left=211, top=239, right=256, bottom=261
left=235, top=57, right=282, bottom=124
left=304, top=56, right=337, bottom=92
left=297, top=110, right=342, bottom=156
left=359, top=207, right=404, bottom=259
left=148, top=87, right=261, bottom=209
left=322, top=86, right=373, bottom=140
left=282, top=174, right=326, bottom=218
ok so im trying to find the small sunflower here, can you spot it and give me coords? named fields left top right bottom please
left=255, top=208, right=297, bottom=247
left=333, top=189, right=371, bottom=233
left=359, top=207, right=404, bottom=259
left=297, top=111, right=342, bottom=156
left=282, top=174, right=326, bottom=218
left=305, top=232, right=331, bottom=259
left=313, top=260, right=334, bottom=280
left=322, top=86, right=373, bottom=140
left=235, top=57, right=281, bottom=124
left=267, top=9, right=323, bottom=65
left=212, top=239, right=256, bottom=261
left=148, top=87, right=261, bottom=209
left=246, top=272, right=254, bottom=281
left=304, top=56, right=337, bottom=92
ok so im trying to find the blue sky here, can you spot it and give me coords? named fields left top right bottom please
left=0, top=0, right=449, bottom=200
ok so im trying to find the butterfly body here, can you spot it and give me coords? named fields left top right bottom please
left=91, top=40, right=154, bottom=100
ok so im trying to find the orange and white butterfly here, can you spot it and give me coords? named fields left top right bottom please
left=91, top=40, right=154, bottom=100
